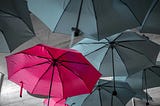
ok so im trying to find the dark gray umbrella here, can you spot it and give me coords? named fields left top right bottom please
left=121, top=0, right=160, bottom=35
left=126, top=65, right=160, bottom=105
left=81, top=80, right=135, bottom=106
left=27, top=0, right=142, bottom=40
left=0, top=0, right=35, bottom=52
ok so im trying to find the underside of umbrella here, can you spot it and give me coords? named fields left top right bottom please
left=28, top=0, right=141, bottom=40
left=72, top=32, right=160, bottom=77
left=82, top=80, right=135, bottom=106
left=6, top=44, right=101, bottom=99
left=0, top=0, right=35, bottom=52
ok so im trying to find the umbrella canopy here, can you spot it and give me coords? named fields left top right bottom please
left=44, top=98, right=68, bottom=106
left=0, top=0, right=35, bottom=52
left=121, top=0, right=160, bottom=35
left=6, top=44, right=101, bottom=104
left=72, top=31, right=160, bottom=77
left=81, top=80, right=135, bottom=106
left=126, top=65, right=160, bottom=105
left=66, top=94, right=89, bottom=106
left=27, top=0, right=141, bottom=40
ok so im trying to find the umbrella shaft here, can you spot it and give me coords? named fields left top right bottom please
left=47, top=66, right=55, bottom=106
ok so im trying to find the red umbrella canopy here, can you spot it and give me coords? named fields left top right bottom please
left=6, top=44, right=101, bottom=98
left=43, top=98, right=68, bottom=106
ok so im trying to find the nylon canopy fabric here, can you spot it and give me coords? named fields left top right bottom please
left=122, top=0, right=160, bottom=35
left=6, top=44, right=101, bottom=100
left=27, top=0, right=141, bottom=40
left=126, top=65, right=160, bottom=105
left=81, top=80, right=135, bottom=106
left=72, top=31, right=160, bottom=77
left=0, top=0, right=35, bottom=52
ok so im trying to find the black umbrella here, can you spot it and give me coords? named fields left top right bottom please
left=0, top=0, right=35, bottom=52
left=27, top=0, right=142, bottom=40
left=121, top=0, right=160, bottom=35
left=81, top=80, right=135, bottom=106
left=126, top=65, right=160, bottom=105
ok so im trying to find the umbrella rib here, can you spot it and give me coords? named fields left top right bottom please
left=21, top=61, right=51, bottom=70
left=78, top=42, right=107, bottom=45
left=120, top=0, right=141, bottom=24
left=21, top=52, right=51, bottom=60
left=31, top=63, right=53, bottom=93
left=45, top=48, right=55, bottom=59
left=0, top=10, right=34, bottom=33
left=57, top=51, right=72, bottom=60
left=56, top=64, right=65, bottom=98
left=118, top=44, right=155, bottom=64
left=112, top=33, right=124, bottom=42
left=98, top=88, right=103, bottom=106
left=141, top=0, right=159, bottom=30
left=148, top=68, right=160, bottom=78
left=53, top=0, right=71, bottom=32
left=118, top=40, right=146, bottom=43
left=59, top=60, right=88, bottom=65
left=9, top=61, right=51, bottom=80
left=59, top=63, right=89, bottom=90
left=82, top=88, right=97, bottom=105
left=92, top=0, right=99, bottom=40
left=85, top=45, right=107, bottom=56
left=98, top=46, right=111, bottom=70
left=114, top=47, right=130, bottom=75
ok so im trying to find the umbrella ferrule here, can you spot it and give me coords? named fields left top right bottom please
left=52, top=59, right=58, bottom=66
left=112, top=90, right=117, bottom=96
left=109, top=42, right=117, bottom=48
left=71, top=27, right=80, bottom=36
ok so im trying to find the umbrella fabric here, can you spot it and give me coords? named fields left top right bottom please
left=43, top=98, right=68, bottom=106
left=81, top=80, right=135, bottom=106
left=72, top=31, right=160, bottom=77
left=0, top=0, right=35, bottom=52
left=126, top=65, right=160, bottom=105
left=27, top=0, right=141, bottom=40
left=66, top=94, right=89, bottom=106
left=6, top=44, right=101, bottom=99
left=121, top=0, right=160, bottom=35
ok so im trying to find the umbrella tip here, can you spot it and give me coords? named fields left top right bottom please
left=71, top=27, right=81, bottom=37
left=146, top=102, right=149, bottom=105
left=112, top=91, right=117, bottom=96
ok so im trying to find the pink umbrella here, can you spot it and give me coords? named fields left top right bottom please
left=6, top=44, right=101, bottom=105
left=43, top=98, right=68, bottom=106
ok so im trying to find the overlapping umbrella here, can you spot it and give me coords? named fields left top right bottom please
left=81, top=80, right=135, bottom=106
left=6, top=44, right=101, bottom=106
left=126, top=65, right=160, bottom=105
left=72, top=31, right=160, bottom=77
left=44, top=98, right=68, bottom=106
left=0, top=0, right=35, bottom=52
left=27, top=0, right=143, bottom=40
left=122, top=0, right=160, bottom=35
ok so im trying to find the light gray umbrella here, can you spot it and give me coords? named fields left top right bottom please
left=81, top=80, right=135, bottom=106
left=66, top=94, right=89, bottom=106
left=126, top=65, right=160, bottom=105
left=71, top=31, right=160, bottom=95
left=121, top=0, right=160, bottom=35
left=72, top=31, right=160, bottom=77
left=27, top=0, right=142, bottom=40
left=0, top=0, right=35, bottom=52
